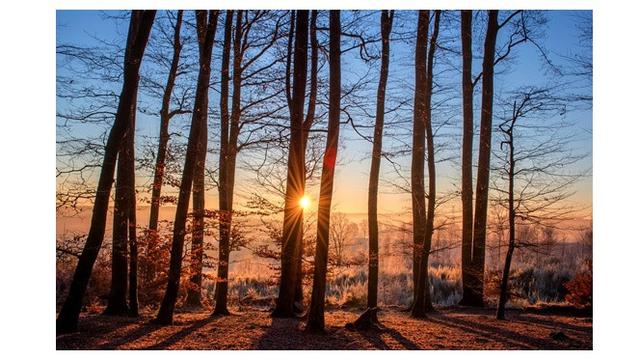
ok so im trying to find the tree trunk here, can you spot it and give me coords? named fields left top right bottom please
left=497, top=233, right=515, bottom=319
left=147, top=10, right=183, bottom=284
left=459, top=9, right=477, bottom=307
left=214, top=10, right=242, bottom=316
left=213, top=10, right=233, bottom=315
left=301, top=10, right=318, bottom=151
left=410, top=10, right=428, bottom=301
left=185, top=10, right=214, bottom=307
left=366, top=10, right=393, bottom=312
left=128, top=194, right=139, bottom=317
left=413, top=10, right=440, bottom=317
left=294, top=10, right=319, bottom=309
left=155, top=10, right=218, bottom=325
left=306, top=10, right=341, bottom=333
left=469, top=10, right=499, bottom=308
left=104, top=141, right=132, bottom=316
left=127, top=95, right=139, bottom=317
left=274, top=10, right=308, bottom=318
left=184, top=86, right=207, bottom=308
left=497, top=105, right=516, bottom=320
left=56, top=10, right=155, bottom=334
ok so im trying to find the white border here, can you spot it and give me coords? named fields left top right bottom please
left=2, top=0, right=640, bottom=358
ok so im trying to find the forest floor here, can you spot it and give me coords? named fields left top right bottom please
left=56, top=306, right=592, bottom=350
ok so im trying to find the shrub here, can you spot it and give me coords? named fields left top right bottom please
left=564, top=271, right=592, bottom=307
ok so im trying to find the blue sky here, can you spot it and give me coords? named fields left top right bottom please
left=56, top=10, right=592, bottom=216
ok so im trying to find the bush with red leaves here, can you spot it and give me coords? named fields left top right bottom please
left=564, top=272, right=592, bottom=308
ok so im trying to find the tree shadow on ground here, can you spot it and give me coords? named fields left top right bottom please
left=427, top=314, right=538, bottom=349
left=254, top=315, right=369, bottom=350
left=57, top=314, right=156, bottom=349
left=515, top=313, right=592, bottom=333
left=100, top=320, right=163, bottom=349
left=426, top=312, right=589, bottom=349
left=58, top=308, right=592, bottom=350
left=142, top=316, right=213, bottom=349
left=354, top=324, right=421, bottom=350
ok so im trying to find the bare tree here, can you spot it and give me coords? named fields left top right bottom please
left=412, top=10, right=440, bottom=318
left=127, top=115, right=139, bottom=316
left=460, top=10, right=550, bottom=306
left=208, top=10, right=234, bottom=314
left=183, top=10, right=210, bottom=310
left=155, top=10, right=219, bottom=325
left=184, top=113, right=207, bottom=309
left=274, top=10, right=309, bottom=318
left=56, top=24, right=127, bottom=214
left=366, top=9, right=393, bottom=315
left=492, top=88, right=583, bottom=319
left=294, top=9, right=320, bottom=311
left=146, top=11, right=186, bottom=284
left=307, top=10, right=341, bottom=333
left=103, top=107, right=135, bottom=316
left=329, top=212, right=358, bottom=267
left=467, top=10, right=499, bottom=307
left=410, top=10, right=429, bottom=298
left=56, top=10, right=156, bottom=333
left=459, top=9, right=475, bottom=306
left=207, top=10, right=288, bottom=315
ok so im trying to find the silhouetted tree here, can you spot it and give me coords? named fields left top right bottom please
left=493, top=88, right=583, bottom=319
left=294, top=9, right=320, bottom=311
left=410, top=10, right=429, bottom=295
left=468, top=10, right=499, bottom=307
left=146, top=11, right=185, bottom=284
left=214, top=10, right=286, bottom=315
left=366, top=9, right=393, bottom=315
left=461, top=10, right=546, bottom=306
left=184, top=10, right=209, bottom=308
left=412, top=10, right=440, bottom=318
left=183, top=9, right=218, bottom=311
left=274, top=10, right=308, bottom=318
left=104, top=111, right=135, bottom=316
left=155, top=10, right=219, bottom=325
left=127, top=107, right=139, bottom=316
left=213, top=9, right=246, bottom=315
left=56, top=10, right=156, bottom=333
left=459, top=9, right=475, bottom=306
left=209, top=10, right=235, bottom=314
left=307, top=9, right=341, bottom=333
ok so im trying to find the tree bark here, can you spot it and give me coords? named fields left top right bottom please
left=459, top=9, right=477, bottom=307
left=184, top=80, right=207, bottom=308
left=155, top=10, right=218, bottom=325
left=147, top=10, right=183, bottom=284
left=294, top=10, right=319, bottom=309
left=469, top=10, right=499, bottom=308
left=366, top=10, right=393, bottom=312
left=301, top=10, right=318, bottom=152
left=104, top=138, right=132, bottom=316
left=274, top=10, right=308, bottom=318
left=306, top=10, right=341, bottom=333
left=127, top=93, right=139, bottom=317
left=212, top=10, right=233, bottom=315
left=410, top=10, right=429, bottom=299
left=56, top=10, right=156, bottom=333
left=214, top=10, right=242, bottom=316
left=412, top=10, right=440, bottom=317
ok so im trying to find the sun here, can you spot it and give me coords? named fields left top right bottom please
left=298, top=195, right=311, bottom=210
